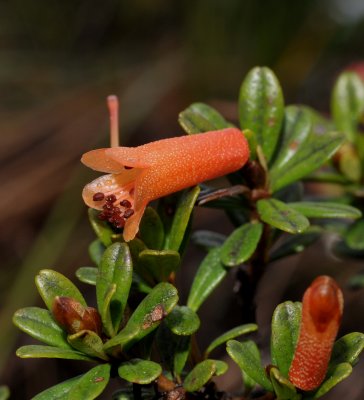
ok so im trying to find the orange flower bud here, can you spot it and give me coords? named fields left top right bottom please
left=82, top=128, right=249, bottom=241
left=53, top=296, right=102, bottom=335
left=289, top=276, right=343, bottom=391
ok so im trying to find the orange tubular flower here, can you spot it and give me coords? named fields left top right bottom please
left=289, top=276, right=343, bottom=391
left=82, top=128, right=249, bottom=241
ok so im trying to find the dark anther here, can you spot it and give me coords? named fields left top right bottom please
left=112, top=207, right=121, bottom=214
left=120, top=199, right=132, bottom=208
left=92, top=192, right=105, bottom=201
left=98, top=212, right=108, bottom=221
left=103, top=203, right=113, bottom=211
left=105, top=194, right=117, bottom=203
left=124, top=166, right=133, bottom=170
left=124, top=209, right=135, bottom=219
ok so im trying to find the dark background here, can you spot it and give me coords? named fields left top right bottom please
left=1, top=1, right=364, bottom=398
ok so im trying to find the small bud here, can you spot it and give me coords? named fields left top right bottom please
left=242, top=160, right=267, bottom=189
left=53, top=296, right=102, bottom=335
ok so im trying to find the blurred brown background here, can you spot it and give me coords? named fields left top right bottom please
left=1, top=0, right=364, bottom=398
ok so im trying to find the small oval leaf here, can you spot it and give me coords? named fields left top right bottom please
left=271, top=301, right=302, bottom=377
left=118, top=359, right=162, bottom=384
left=75, top=267, right=97, bottom=285
left=139, top=207, right=165, bottom=250
left=13, top=307, right=71, bottom=349
left=88, top=208, right=113, bottom=247
left=165, top=306, right=200, bottom=336
left=16, top=345, right=95, bottom=361
left=88, top=239, right=105, bottom=266
left=35, top=269, right=87, bottom=312
left=239, top=66, right=284, bottom=161
left=220, top=223, right=263, bottom=267
left=270, top=367, right=301, bottom=400
left=313, top=363, right=352, bottom=399
left=257, top=199, right=309, bottom=234
left=205, top=323, right=258, bottom=357
left=183, top=360, right=217, bottom=392
left=178, top=103, right=231, bottom=134
left=138, top=249, right=180, bottom=282
left=187, top=247, right=227, bottom=312
left=68, top=330, right=108, bottom=361
left=287, top=202, right=361, bottom=219
left=227, top=340, right=273, bottom=391
left=329, top=332, right=364, bottom=370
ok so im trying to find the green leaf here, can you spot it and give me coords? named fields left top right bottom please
left=220, top=223, right=263, bottom=267
left=139, top=207, right=165, bottom=250
left=269, top=227, right=322, bottom=261
left=118, top=359, right=162, bottom=384
left=348, top=272, right=364, bottom=289
left=33, top=364, right=110, bottom=400
left=165, top=306, right=200, bottom=336
left=76, top=267, right=97, bottom=285
left=331, top=71, right=364, bottom=142
left=313, top=363, right=352, bottom=399
left=227, top=340, right=273, bottom=391
left=214, top=360, right=229, bottom=376
left=239, top=66, right=284, bottom=161
left=112, top=388, right=154, bottom=400
left=205, top=323, right=258, bottom=357
left=345, top=220, right=364, bottom=250
left=16, top=345, right=95, bottom=361
left=287, top=202, right=361, bottom=219
left=272, top=105, right=312, bottom=171
left=97, top=242, right=133, bottom=336
left=13, top=307, right=71, bottom=348
left=138, top=249, right=180, bottom=282
left=191, top=230, right=227, bottom=250
left=329, top=332, right=364, bottom=372
left=68, top=330, right=108, bottom=361
left=178, top=103, right=231, bottom=134
left=271, top=301, right=302, bottom=377
left=132, top=273, right=153, bottom=294
left=269, top=367, right=301, bottom=400
left=88, top=208, right=113, bottom=247
left=183, top=360, right=222, bottom=392
left=35, top=269, right=87, bottom=312
left=164, top=186, right=200, bottom=252
left=88, top=239, right=105, bottom=266
left=156, top=323, right=190, bottom=377
left=187, top=247, right=227, bottom=312
left=104, top=282, right=178, bottom=350
left=269, top=132, right=345, bottom=192
left=0, top=386, right=9, bottom=400
left=257, top=199, right=309, bottom=234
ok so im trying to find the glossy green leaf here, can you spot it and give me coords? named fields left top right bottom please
left=165, top=306, right=200, bottom=336
left=97, top=242, right=133, bottom=336
left=215, top=360, right=228, bottom=376
left=0, top=386, right=9, bottom=400
left=178, top=102, right=231, bottom=134
left=257, top=199, right=309, bottom=234
left=187, top=247, right=227, bottom=312
left=345, top=220, right=364, bottom=250
left=88, top=208, right=113, bottom=247
left=288, top=202, right=361, bottom=219
left=164, top=186, right=200, bottom=252
left=118, top=359, right=162, bottom=384
left=313, top=363, right=352, bottom=399
left=272, top=105, right=312, bottom=171
left=239, top=66, right=284, bottom=161
left=13, top=307, right=71, bottom=349
left=269, top=227, right=322, bottom=261
left=183, top=360, right=221, bottom=392
left=139, top=207, right=165, bottom=250
left=33, top=364, right=110, bottom=400
left=104, top=282, right=178, bottom=350
left=331, top=71, right=364, bottom=142
left=227, top=340, right=273, bottom=391
left=205, top=323, right=258, bottom=357
left=138, top=249, right=180, bottom=282
left=88, top=239, right=105, bottom=266
left=329, top=332, right=364, bottom=372
left=35, top=269, right=87, bottom=312
left=269, top=132, right=345, bottom=192
left=75, top=267, right=97, bottom=285
left=191, top=230, right=227, bottom=250
left=271, top=301, right=302, bottom=377
left=68, top=330, right=108, bottom=361
left=16, top=345, right=95, bottom=361
left=220, top=223, right=263, bottom=267
left=156, top=323, right=190, bottom=377
left=269, top=367, right=301, bottom=400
